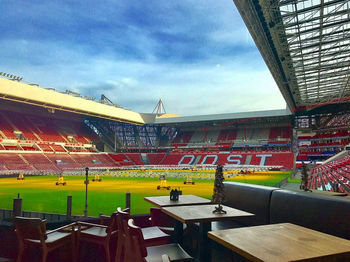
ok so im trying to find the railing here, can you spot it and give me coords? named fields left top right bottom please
left=0, top=209, right=86, bottom=222
left=0, top=192, right=131, bottom=223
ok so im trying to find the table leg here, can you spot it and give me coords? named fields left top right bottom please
left=174, top=220, right=184, bottom=245
left=199, top=222, right=211, bottom=262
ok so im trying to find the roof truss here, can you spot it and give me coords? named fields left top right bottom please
left=233, top=0, right=350, bottom=111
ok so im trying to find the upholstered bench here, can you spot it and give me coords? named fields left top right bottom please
left=270, top=189, right=350, bottom=240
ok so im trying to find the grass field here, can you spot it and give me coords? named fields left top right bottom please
left=0, top=171, right=291, bottom=216
left=288, top=177, right=302, bottom=183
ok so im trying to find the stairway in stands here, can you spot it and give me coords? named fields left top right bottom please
left=140, top=153, right=149, bottom=165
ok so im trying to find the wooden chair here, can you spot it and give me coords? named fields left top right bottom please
left=115, top=207, right=170, bottom=262
left=150, top=208, right=197, bottom=254
left=125, top=219, right=193, bottom=262
left=149, top=208, right=175, bottom=235
left=77, top=212, right=119, bottom=262
left=99, top=213, right=112, bottom=226
left=14, top=216, right=75, bottom=262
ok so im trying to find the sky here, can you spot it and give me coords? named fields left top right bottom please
left=0, top=0, right=286, bottom=116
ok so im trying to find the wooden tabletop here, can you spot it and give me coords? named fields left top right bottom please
left=144, top=195, right=211, bottom=207
left=161, top=204, right=254, bottom=223
left=208, top=223, right=350, bottom=262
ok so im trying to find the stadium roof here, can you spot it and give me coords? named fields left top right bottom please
left=233, top=0, right=350, bottom=112
left=150, top=109, right=291, bottom=124
left=0, top=77, right=145, bottom=124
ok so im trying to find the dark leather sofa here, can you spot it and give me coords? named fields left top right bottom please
left=215, top=182, right=350, bottom=240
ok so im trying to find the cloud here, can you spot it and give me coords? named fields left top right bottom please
left=0, top=0, right=286, bottom=116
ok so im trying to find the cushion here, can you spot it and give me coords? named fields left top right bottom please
left=222, top=182, right=279, bottom=226
left=270, top=190, right=350, bottom=240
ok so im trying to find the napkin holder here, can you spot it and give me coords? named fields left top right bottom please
left=170, top=189, right=179, bottom=201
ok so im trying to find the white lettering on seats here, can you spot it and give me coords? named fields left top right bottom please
left=178, top=155, right=195, bottom=165
left=256, top=154, right=272, bottom=166
left=200, top=155, right=218, bottom=165
left=226, top=155, right=243, bottom=165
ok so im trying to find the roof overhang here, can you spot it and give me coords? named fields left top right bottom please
left=0, top=77, right=145, bottom=125
left=153, top=109, right=291, bottom=124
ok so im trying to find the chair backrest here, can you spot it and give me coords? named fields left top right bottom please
left=150, top=208, right=174, bottom=227
left=104, top=207, right=130, bottom=235
left=116, top=207, right=131, bottom=237
left=106, top=211, right=118, bottom=235
left=99, top=214, right=111, bottom=226
left=126, top=219, right=147, bottom=260
left=115, top=207, right=132, bottom=262
left=14, top=216, right=47, bottom=241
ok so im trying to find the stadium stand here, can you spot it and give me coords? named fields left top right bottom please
left=147, top=153, right=166, bottom=165
left=69, top=153, right=116, bottom=168
left=21, top=153, right=59, bottom=172
left=268, top=126, right=291, bottom=144
left=165, top=124, right=292, bottom=150
left=0, top=153, right=34, bottom=171
left=50, top=144, right=67, bottom=152
left=21, top=145, right=39, bottom=151
left=108, top=153, right=132, bottom=166
left=295, top=112, right=350, bottom=164
left=0, top=101, right=298, bottom=174
left=5, top=112, right=39, bottom=141
left=0, top=104, right=125, bottom=172
left=0, top=152, right=119, bottom=172
left=171, top=131, right=194, bottom=146
left=37, top=144, right=54, bottom=152
left=125, top=153, right=144, bottom=165
left=308, top=153, right=350, bottom=194
left=4, top=145, right=21, bottom=151
left=0, top=114, right=17, bottom=140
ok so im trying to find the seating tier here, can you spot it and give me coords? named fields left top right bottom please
left=148, top=151, right=293, bottom=169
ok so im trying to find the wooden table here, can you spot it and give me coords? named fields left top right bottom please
left=208, top=223, right=350, bottom=262
left=162, top=204, right=254, bottom=262
left=144, top=194, right=211, bottom=207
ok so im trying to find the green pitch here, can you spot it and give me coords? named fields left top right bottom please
left=0, top=172, right=291, bottom=216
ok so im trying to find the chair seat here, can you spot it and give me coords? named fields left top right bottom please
left=26, top=231, right=71, bottom=245
left=158, top=226, right=175, bottom=234
left=80, top=226, right=108, bottom=237
left=146, top=243, right=193, bottom=262
left=142, top=226, right=170, bottom=245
